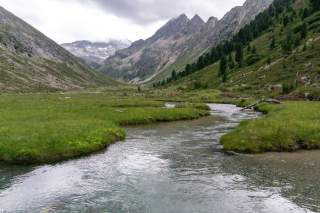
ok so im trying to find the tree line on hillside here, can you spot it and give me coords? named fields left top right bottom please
left=154, top=0, right=319, bottom=88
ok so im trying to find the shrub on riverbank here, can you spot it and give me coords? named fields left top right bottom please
left=0, top=93, right=209, bottom=164
left=221, top=102, right=320, bottom=153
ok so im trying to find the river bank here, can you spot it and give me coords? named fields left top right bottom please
left=0, top=104, right=317, bottom=212
left=0, top=93, right=209, bottom=165
left=221, top=101, right=320, bottom=153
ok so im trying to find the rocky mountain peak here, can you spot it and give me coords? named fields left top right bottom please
left=167, top=13, right=190, bottom=27
left=185, top=14, right=206, bottom=34
left=243, top=0, right=273, bottom=9
left=190, top=15, right=205, bottom=25
left=150, top=13, right=190, bottom=40
left=62, top=39, right=131, bottom=68
left=206, top=16, right=219, bottom=28
left=175, top=14, right=189, bottom=22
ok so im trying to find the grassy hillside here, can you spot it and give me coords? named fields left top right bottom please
left=0, top=6, right=117, bottom=92
left=160, top=0, right=320, bottom=101
left=0, top=46, right=118, bottom=92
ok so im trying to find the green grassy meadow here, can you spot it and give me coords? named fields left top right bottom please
left=0, top=92, right=209, bottom=164
left=221, top=101, right=320, bottom=153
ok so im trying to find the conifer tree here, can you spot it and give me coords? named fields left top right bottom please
left=303, top=43, right=307, bottom=51
left=301, top=8, right=310, bottom=19
left=235, top=44, right=244, bottom=68
left=267, top=57, right=272, bottom=65
left=283, top=15, right=290, bottom=26
left=219, top=55, right=228, bottom=77
left=228, top=54, right=235, bottom=69
left=222, top=73, right=227, bottom=83
left=282, top=30, right=294, bottom=53
left=300, top=23, right=308, bottom=39
left=251, top=46, right=257, bottom=54
left=247, top=44, right=251, bottom=53
left=171, top=70, right=177, bottom=81
left=270, top=36, right=276, bottom=49
left=310, top=0, right=320, bottom=12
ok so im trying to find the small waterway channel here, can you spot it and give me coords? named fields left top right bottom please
left=0, top=104, right=319, bottom=212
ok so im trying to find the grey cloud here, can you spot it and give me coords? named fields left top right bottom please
left=75, top=0, right=245, bottom=25
left=85, top=0, right=188, bottom=24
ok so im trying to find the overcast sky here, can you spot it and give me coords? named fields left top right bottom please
left=0, top=0, right=245, bottom=44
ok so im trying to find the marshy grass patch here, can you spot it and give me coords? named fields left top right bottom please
left=0, top=93, right=209, bottom=164
left=221, top=101, right=320, bottom=153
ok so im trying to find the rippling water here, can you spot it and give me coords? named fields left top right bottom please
left=0, top=104, right=318, bottom=212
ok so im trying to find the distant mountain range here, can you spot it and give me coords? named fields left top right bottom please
left=0, top=0, right=274, bottom=92
left=100, top=0, right=273, bottom=83
left=0, top=6, right=116, bottom=92
left=62, top=40, right=131, bottom=69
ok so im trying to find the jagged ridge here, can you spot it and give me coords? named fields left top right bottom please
left=101, top=0, right=273, bottom=83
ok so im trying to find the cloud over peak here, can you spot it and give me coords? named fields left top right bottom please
left=76, top=0, right=245, bottom=24
left=0, top=0, right=245, bottom=43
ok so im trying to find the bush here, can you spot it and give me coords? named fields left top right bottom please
left=282, top=82, right=296, bottom=94
left=245, top=54, right=264, bottom=66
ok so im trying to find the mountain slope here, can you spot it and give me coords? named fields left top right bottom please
left=101, top=14, right=210, bottom=83
left=62, top=40, right=131, bottom=69
left=161, top=0, right=320, bottom=100
left=101, top=0, right=273, bottom=83
left=0, top=6, right=116, bottom=92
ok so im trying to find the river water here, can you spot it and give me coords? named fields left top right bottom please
left=0, top=104, right=319, bottom=212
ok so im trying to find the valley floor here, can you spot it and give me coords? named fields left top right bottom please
left=0, top=88, right=320, bottom=165
left=0, top=90, right=209, bottom=165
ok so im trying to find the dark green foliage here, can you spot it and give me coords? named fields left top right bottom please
left=283, top=15, right=290, bottom=26
left=305, top=12, right=320, bottom=25
left=282, top=30, right=294, bottom=53
left=222, top=73, right=227, bottom=82
left=219, top=55, right=228, bottom=83
left=303, top=43, right=308, bottom=51
left=310, top=0, right=320, bottom=13
left=294, top=35, right=302, bottom=47
left=270, top=35, right=276, bottom=49
left=185, top=64, right=192, bottom=74
left=301, top=8, right=311, bottom=19
left=301, top=23, right=308, bottom=39
left=219, top=55, right=227, bottom=75
left=251, top=46, right=257, bottom=54
left=228, top=54, right=235, bottom=69
left=283, top=82, right=296, bottom=94
left=171, top=70, right=177, bottom=81
left=247, top=44, right=252, bottom=53
left=235, top=44, right=244, bottom=67
left=267, top=57, right=272, bottom=64
left=197, top=56, right=205, bottom=70
left=193, top=81, right=208, bottom=89
left=245, top=54, right=264, bottom=66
